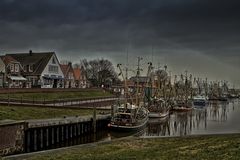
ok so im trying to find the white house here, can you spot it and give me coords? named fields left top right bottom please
left=7, top=50, right=64, bottom=88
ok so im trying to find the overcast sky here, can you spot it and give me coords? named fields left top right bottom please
left=0, top=0, right=240, bottom=87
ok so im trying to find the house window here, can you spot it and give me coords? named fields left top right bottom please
left=69, top=72, right=73, bottom=79
left=48, top=65, right=58, bottom=73
left=10, top=64, right=14, bottom=72
left=29, top=65, right=33, bottom=72
left=15, top=64, right=19, bottom=73
left=23, top=65, right=27, bottom=72
left=52, top=57, right=56, bottom=64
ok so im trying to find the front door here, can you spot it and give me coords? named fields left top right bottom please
left=53, top=79, right=57, bottom=88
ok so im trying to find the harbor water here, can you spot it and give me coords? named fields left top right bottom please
left=25, top=99, right=240, bottom=153
left=139, top=99, right=240, bottom=137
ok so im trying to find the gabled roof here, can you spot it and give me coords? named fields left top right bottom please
left=60, top=63, right=75, bottom=79
left=0, top=55, right=19, bottom=65
left=73, top=68, right=82, bottom=80
left=6, top=51, right=54, bottom=75
left=60, top=64, right=69, bottom=77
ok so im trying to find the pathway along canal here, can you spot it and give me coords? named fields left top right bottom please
left=25, top=99, right=240, bottom=153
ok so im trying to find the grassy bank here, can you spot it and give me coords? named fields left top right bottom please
left=0, top=106, right=108, bottom=120
left=19, top=134, right=240, bottom=160
left=0, top=90, right=112, bottom=101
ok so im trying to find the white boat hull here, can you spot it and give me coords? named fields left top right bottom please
left=149, top=111, right=169, bottom=118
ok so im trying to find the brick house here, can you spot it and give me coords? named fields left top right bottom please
left=0, top=55, right=26, bottom=88
left=73, top=66, right=88, bottom=88
left=60, top=62, right=75, bottom=88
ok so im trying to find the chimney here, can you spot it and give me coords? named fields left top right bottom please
left=29, top=50, right=33, bottom=55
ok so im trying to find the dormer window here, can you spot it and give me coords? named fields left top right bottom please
left=29, top=65, right=33, bottom=72
left=15, top=64, right=19, bottom=72
left=10, top=64, right=14, bottom=72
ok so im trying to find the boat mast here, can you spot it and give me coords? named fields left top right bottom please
left=136, top=57, right=142, bottom=106
left=185, top=70, right=188, bottom=104
left=117, top=64, right=128, bottom=108
left=163, top=65, right=167, bottom=101
left=205, top=78, right=208, bottom=97
left=146, top=62, right=153, bottom=87
left=146, top=62, right=153, bottom=104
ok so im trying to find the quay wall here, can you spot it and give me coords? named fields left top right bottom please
left=0, top=122, right=26, bottom=156
left=0, top=115, right=110, bottom=156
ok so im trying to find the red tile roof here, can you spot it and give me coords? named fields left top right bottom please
left=73, top=68, right=82, bottom=80
left=60, top=64, right=69, bottom=76
left=1, top=55, right=18, bottom=65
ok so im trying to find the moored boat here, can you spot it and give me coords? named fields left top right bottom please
left=108, top=103, right=149, bottom=131
left=108, top=58, right=149, bottom=132
left=172, top=100, right=193, bottom=111
left=193, top=95, right=208, bottom=106
left=148, top=98, right=170, bottom=118
left=149, top=110, right=169, bottom=118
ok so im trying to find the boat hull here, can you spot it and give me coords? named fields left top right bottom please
left=108, top=117, right=149, bottom=132
left=149, top=111, right=169, bottom=118
left=172, top=107, right=192, bottom=112
left=193, top=101, right=206, bottom=106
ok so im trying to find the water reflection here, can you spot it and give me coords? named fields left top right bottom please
left=209, top=101, right=228, bottom=122
left=145, top=116, right=171, bottom=136
left=140, top=99, right=240, bottom=137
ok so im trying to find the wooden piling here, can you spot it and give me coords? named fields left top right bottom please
left=93, top=104, right=97, bottom=133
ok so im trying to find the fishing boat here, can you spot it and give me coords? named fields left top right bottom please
left=193, top=95, right=208, bottom=106
left=148, top=98, right=170, bottom=118
left=172, top=100, right=193, bottom=111
left=208, top=81, right=229, bottom=101
left=108, top=57, right=149, bottom=132
left=145, top=64, right=171, bottom=118
left=108, top=103, right=149, bottom=131
left=172, top=72, right=193, bottom=111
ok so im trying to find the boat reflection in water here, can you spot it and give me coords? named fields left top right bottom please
left=144, top=116, right=171, bottom=136
left=138, top=100, right=240, bottom=137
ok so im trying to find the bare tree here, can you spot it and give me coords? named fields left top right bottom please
left=81, top=58, right=119, bottom=87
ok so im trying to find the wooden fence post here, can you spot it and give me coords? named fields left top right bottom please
left=8, top=94, right=10, bottom=106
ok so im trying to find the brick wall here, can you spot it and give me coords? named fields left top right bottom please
left=0, top=122, right=26, bottom=156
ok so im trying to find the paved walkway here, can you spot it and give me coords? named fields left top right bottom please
left=0, top=97, right=118, bottom=108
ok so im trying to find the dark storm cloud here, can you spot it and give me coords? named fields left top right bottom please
left=0, top=0, right=240, bottom=85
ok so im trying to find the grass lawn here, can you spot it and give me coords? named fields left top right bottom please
left=0, top=105, right=108, bottom=120
left=21, top=134, right=240, bottom=160
left=0, top=90, right=113, bottom=101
